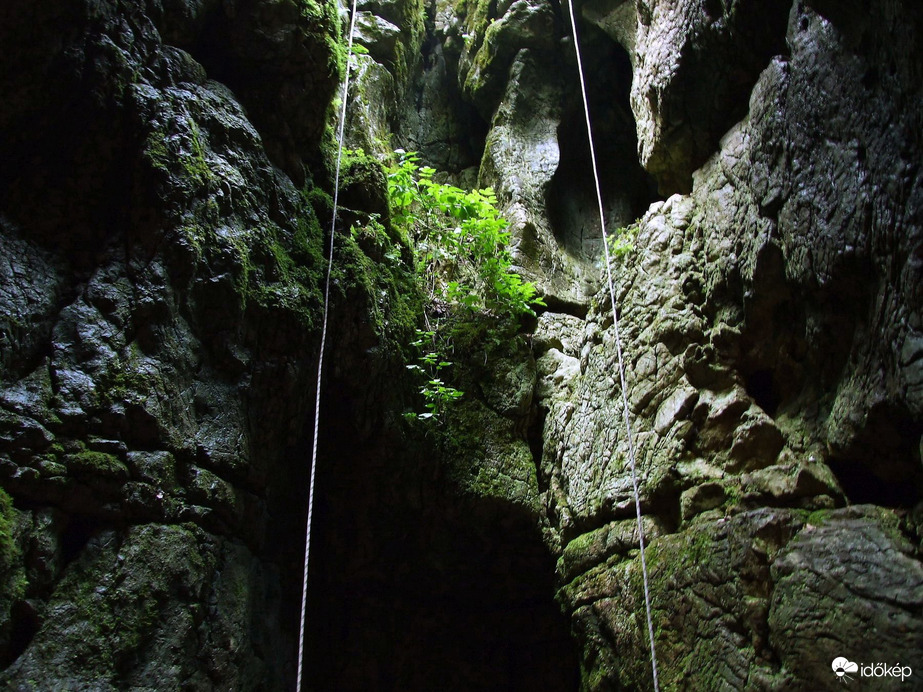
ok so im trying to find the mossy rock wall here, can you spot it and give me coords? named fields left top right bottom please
left=0, top=0, right=425, bottom=686
left=405, top=0, right=923, bottom=689
left=1, top=0, right=922, bottom=689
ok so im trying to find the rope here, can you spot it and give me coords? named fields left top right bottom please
left=296, top=3, right=359, bottom=690
left=563, top=2, right=661, bottom=690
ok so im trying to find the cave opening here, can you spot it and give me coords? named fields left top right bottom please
left=546, top=29, right=659, bottom=260
left=294, top=375, right=581, bottom=691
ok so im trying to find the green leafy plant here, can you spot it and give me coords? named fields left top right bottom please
left=403, top=329, right=464, bottom=422
left=386, top=150, right=544, bottom=422
left=603, top=222, right=640, bottom=261
left=387, top=150, right=544, bottom=317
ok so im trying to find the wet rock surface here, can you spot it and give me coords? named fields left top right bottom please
left=415, top=0, right=923, bottom=688
left=0, top=0, right=580, bottom=688
left=1, top=0, right=922, bottom=688
left=629, top=0, right=791, bottom=195
left=0, top=0, right=384, bottom=686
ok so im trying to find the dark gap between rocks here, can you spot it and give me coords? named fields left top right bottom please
left=2, top=601, right=40, bottom=669
left=827, top=404, right=923, bottom=509
left=828, top=456, right=922, bottom=508
left=59, top=514, right=102, bottom=566
left=745, top=368, right=780, bottom=418
left=299, top=377, right=580, bottom=691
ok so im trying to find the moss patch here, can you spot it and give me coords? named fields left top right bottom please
left=298, top=0, right=346, bottom=82
left=243, top=207, right=327, bottom=332
left=332, top=225, right=421, bottom=359
left=66, top=449, right=129, bottom=481
left=0, top=488, right=27, bottom=661
left=433, top=397, right=542, bottom=514
left=0, top=489, right=25, bottom=603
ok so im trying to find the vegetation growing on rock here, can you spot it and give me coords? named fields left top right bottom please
left=0, top=489, right=26, bottom=655
left=385, top=149, right=544, bottom=422
left=0, top=0, right=921, bottom=688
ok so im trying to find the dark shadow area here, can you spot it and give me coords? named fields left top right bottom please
left=547, top=30, right=658, bottom=260
left=2, top=601, right=40, bottom=669
left=827, top=404, right=923, bottom=509
left=298, top=375, right=580, bottom=691
left=0, top=510, right=104, bottom=669
left=180, top=8, right=338, bottom=183
left=745, top=368, right=781, bottom=418
left=736, top=242, right=811, bottom=420
left=828, top=457, right=922, bottom=508
left=266, top=428, right=315, bottom=689
left=527, top=407, right=550, bottom=494
left=0, top=13, right=134, bottom=276
left=59, top=514, right=101, bottom=566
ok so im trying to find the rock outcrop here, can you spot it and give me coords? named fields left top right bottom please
left=1, top=0, right=921, bottom=689
left=0, top=0, right=578, bottom=688
left=407, top=0, right=922, bottom=688
left=540, top=0, right=922, bottom=689
left=0, top=0, right=401, bottom=687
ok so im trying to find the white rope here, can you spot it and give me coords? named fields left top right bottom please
left=563, top=3, right=660, bottom=690
left=296, top=4, right=359, bottom=690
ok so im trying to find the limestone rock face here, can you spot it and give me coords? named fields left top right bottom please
left=412, top=0, right=923, bottom=688
left=629, top=0, right=791, bottom=195
left=0, top=0, right=383, bottom=687
left=1, top=0, right=922, bottom=688
left=0, top=0, right=579, bottom=687
left=535, top=0, right=922, bottom=688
